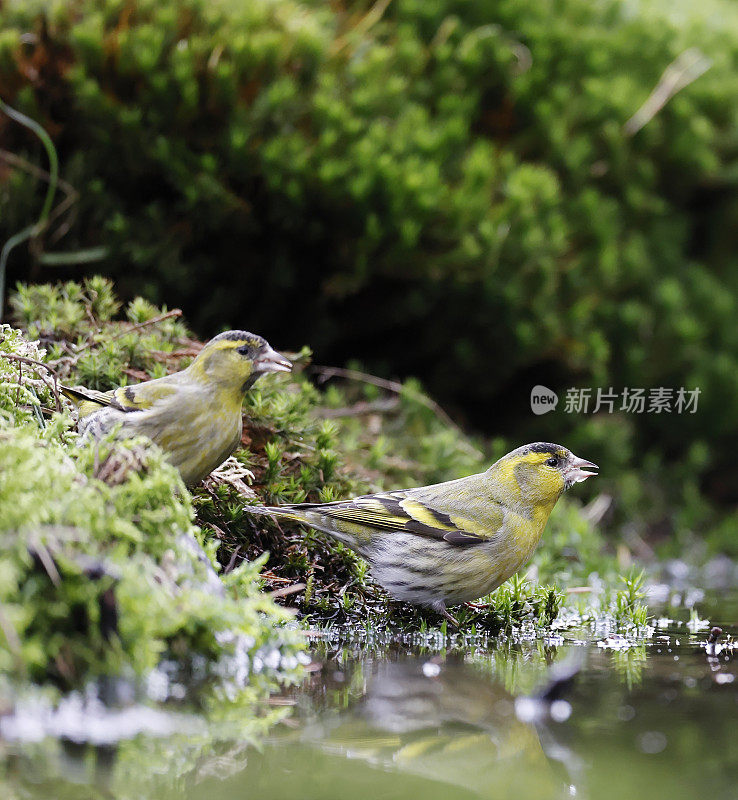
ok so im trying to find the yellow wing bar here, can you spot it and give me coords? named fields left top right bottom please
left=61, top=381, right=177, bottom=414
left=60, top=385, right=122, bottom=411
left=278, top=492, right=487, bottom=546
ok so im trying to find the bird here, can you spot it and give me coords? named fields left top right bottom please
left=246, top=442, right=597, bottom=626
left=61, top=330, right=291, bottom=485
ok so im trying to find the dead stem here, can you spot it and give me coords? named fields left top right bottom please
left=72, top=308, right=183, bottom=355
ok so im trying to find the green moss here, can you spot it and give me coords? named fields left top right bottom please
left=611, top=569, right=650, bottom=629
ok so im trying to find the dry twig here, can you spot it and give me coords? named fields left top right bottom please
left=72, top=309, right=183, bottom=355
left=312, top=364, right=482, bottom=458
left=270, top=582, right=306, bottom=599
left=624, top=48, right=712, bottom=136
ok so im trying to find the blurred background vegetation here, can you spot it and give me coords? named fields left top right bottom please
left=1, top=0, right=738, bottom=553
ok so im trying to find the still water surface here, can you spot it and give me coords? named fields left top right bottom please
left=3, top=590, right=737, bottom=800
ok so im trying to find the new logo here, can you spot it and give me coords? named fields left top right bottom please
left=530, top=385, right=558, bottom=415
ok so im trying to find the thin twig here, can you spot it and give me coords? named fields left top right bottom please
left=109, top=308, right=183, bottom=339
left=270, top=582, right=306, bottom=599
left=224, top=545, right=242, bottom=575
left=0, top=149, right=101, bottom=268
left=0, top=99, right=59, bottom=319
left=30, top=541, right=62, bottom=587
left=0, top=148, right=79, bottom=252
left=261, top=572, right=294, bottom=584
left=312, top=364, right=472, bottom=442
left=318, top=397, right=400, bottom=417
left=0, top=149, right=79, bottom=248
left=314, top=364, right=401, bottom=393
left=0, top=352, right=62, bottom=411
left=73, top=309, right=183, bottom=355
left=0, top=148, right=77, bottom=202
left=332, top=0, right=394, bottom=54
left=624, top=48, right=712, bottom=136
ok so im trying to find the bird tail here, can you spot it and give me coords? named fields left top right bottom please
left=246, top=505, right=310, bottom=525
left=60, top=384, right=117, bottom=419
left=60, top=385, right=91, bottom=406
left=244, top=504, right=357, bottom=548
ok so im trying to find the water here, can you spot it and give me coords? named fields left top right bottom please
left=2, top=591, right=737, bottom=800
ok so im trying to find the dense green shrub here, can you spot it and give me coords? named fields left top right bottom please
left=1, top=0, right=737, bottom=541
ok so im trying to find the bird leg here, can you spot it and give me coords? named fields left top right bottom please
left=464, top=601, right=491, bottom=610
left=432, top=602, right=460, bottom=630
left=442, top=609, right=460, bottom=629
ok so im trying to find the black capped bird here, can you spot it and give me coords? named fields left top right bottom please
left=61, top=330, right=291, bottom=484
left=247, top=442, right=597, bottom=625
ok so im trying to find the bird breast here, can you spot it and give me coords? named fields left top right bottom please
left=94, top=386, right=242, bottom=485
left=155, top=391, right=243, bottom=484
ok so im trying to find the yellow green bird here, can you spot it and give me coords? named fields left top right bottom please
left=61, top=330, right=291, bottom=485
left=247, top=442, right=597, bottom=626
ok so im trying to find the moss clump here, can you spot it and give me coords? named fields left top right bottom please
left=10, top=276, right=191, bottom=390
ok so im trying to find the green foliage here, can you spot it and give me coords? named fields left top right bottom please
left=612, top=569, right=650, bottom=628
left=477, top=574, right=565, bottom=631
left=6, top=277, right=670, bottom=665
left=10, top=276, right=189, bottom=391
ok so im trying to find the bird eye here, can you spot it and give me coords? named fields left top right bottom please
left=237, top=344, right=252, bottom=356
left=546, top=456, right=558, bottom=467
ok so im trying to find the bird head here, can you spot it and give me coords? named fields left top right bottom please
left=488, top=442, right=598, bottom=511
left=189, top=330, right=292, bottom=393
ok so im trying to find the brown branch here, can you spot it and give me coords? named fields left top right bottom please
left=223, top=545, right=242, bottom=575
left=0, top=148, right=79, bottom=250
left=311, top=364, right=473, bottom=443
left=110, top=308, right=182, bottom=339
left=73, top=309, right=183, bottom=355
left=0, top=149, right=77, bottom=200
left=318, top=397, right=400, bottom=418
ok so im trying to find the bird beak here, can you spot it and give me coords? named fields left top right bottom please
left=254, top=345, right=292, bottom=374
left=564, top=454, right=599, bottom=487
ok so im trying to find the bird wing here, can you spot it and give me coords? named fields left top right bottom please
left=276, top=491, right=502, bottom=546
left=109, top=380, right=178, bottom=412
left=61, top=380, right=178, bottom=416
left=60, top=384, right=125, bottom=415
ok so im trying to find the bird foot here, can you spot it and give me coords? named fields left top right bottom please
left=442, top=609, right=460, bottom=629
left=431, top=603, right=459, bottom=629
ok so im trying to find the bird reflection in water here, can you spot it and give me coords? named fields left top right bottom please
left=288, top=648, right=584, bottom=800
